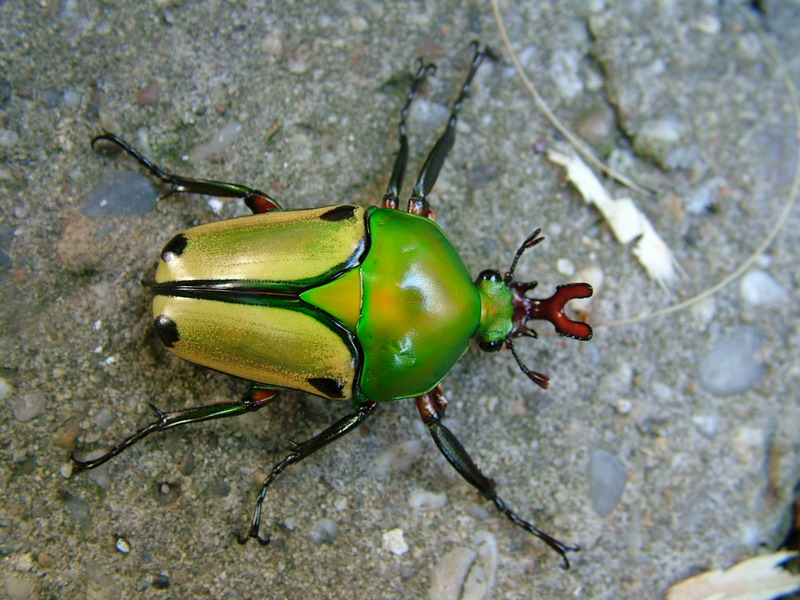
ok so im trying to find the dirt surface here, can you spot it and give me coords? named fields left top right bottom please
left=1, top=2, right=798, bottom=599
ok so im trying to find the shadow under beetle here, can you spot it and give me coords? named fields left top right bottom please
left=73, top=46, right=593, bottom=568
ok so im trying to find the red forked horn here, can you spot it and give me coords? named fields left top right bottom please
left=524, top=283, right=593, bottom=340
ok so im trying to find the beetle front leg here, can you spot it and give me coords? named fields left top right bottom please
left=72, top=386, right=280, bottom=471
left=92, top=133, right=282, bottom=214
left=415, top=389, right=578, bottom=568
left=239, top=401, right=379, bottom=545
left=382, top=61, right=436, bottom=210
left=407, top=44, right=488, bottom=218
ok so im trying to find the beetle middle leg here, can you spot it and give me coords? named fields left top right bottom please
left=91, top=133, right=282, bottom=214
left=238, top=401, right=378, bottom=545
left=416, top=387, right=579, bottom=569
left=71, top=386, right=280, bottom=471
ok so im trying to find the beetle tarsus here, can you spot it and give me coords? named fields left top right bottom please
left=493, top=496, right=579, bottom=569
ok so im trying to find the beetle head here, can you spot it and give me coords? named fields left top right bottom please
left=474, top=229, right=593, bottom=389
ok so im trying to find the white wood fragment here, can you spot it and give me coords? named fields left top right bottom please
left=665, top=551, right=800, bottom=600
left=547, top=148, right=682, bottom=290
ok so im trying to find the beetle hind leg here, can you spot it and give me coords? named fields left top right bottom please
left=71, top=386, right=280, bottom=471
left=416, top=388, right=578, bottom=568
left=238, top=401, right=378, bottom=546
left=92, top=132, right=282, bottom=214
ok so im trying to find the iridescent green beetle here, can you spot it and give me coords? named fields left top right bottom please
left=73, top=47, right=592, bottom=568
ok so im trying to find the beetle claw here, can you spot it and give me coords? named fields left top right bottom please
left=236, top=530, right=271, bottom=546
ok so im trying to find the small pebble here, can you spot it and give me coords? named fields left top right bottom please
left=693, top=14, right=721, bottom=35
left=10, top=553, right=34, bottom=572
left=690, top=295, right=716, bottom=325
left=0, top=377, right=12, bottom=400
left=428, top=546, right=477, bottom=600
left=152, top=574, right=170, bottom=589
left=287, top=59, right=308, bottom=74
left=94, top=408, right=113, bottom=430
left=349, top=16, right=368, bottom=32
left=137, top=81, right=159, bottom=105
left=115, top=537, right=131, bottom=554
left=13, top=392, right=46, bottom=422
left=308, top=519, right=338, bottom=544
left=87, top=462, right=112, bottom=490
left=372, top=440, right=422, bottom=477
left=698, top=326, right=765, bottom=396
left=62, top=89, right=80, bottom=108
left=208, top=480, right=231, bottom=497
left=740, top=270, right=786, bottom=305
left=572, top=265, right=603, bottom=312
left=634, top=116, right=684, bottom=164
left=52, top=424, right=79, bottom=448
left=613, top=398, right=633, bottom=415
left=556, top=258, right=575, bottom=276
left=550, top=48, right=583, bottom=101
left=733, top=426, right=765, bottom=464
left=572, top=105, right=615, bottom=148
left=0, top=128, right=19, bottom=147
left=408, top=489, right=448, bottom=511
left=691, top=414, right=719, bottom=439
left=190, top=121, right=242, bottom=162
left=382, top=528, right=408, bottom=555
left=462, top=532, right=498, bottom=600
left=179, top=452, right=195, bottom=476
left=261, top=28, right=283, bottom=55
left=589, top=448, right=627, bottom=516
left=3, top=576, right=34, bottom=600
left=207, top=198, right=224, bottom=215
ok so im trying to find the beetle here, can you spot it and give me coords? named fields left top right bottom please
left=72, top=46, right=593, bottom=568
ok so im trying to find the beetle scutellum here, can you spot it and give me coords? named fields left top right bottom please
left=73, top=46, right=593, bottom=568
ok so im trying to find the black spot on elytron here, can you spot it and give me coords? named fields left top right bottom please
left=319, top=205, right=356, bottom=222
left=308, top=377, right=345, bottom=398
left=153, top=316, right=180, bottom=348
left=161, top=234, right=188, bottom=262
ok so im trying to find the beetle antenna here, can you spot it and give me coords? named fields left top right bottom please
left=506, top=228, right=545, bottom=282
left=507, top=339, right=550, bottom=389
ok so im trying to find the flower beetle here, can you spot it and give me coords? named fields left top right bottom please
left=73, top=46, right=593, bottom=568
